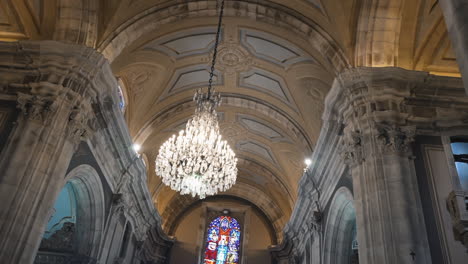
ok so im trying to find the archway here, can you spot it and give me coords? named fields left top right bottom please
left=323, top=187, right=358, bottom=264
left=34, top=165, right=105, bottom=263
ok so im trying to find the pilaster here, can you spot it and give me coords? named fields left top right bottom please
left=0, top=41, right=107, bottom=263
left=335, top=67, right=456, bottom=264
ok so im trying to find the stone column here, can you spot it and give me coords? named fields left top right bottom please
left=439, top=0, right=468, bottom=94
left=339, top=68, right=432, bottom=264
left=0, top=41, right=97, bottom=263
left=344, top=123, right=430, bottom=264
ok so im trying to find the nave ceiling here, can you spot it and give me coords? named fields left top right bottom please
left=1, top=0, right=462, bottom=240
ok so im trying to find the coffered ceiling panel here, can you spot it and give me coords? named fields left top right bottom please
left=237, top=140, right=278, bottom=165
left=159, top=65, right=222, bottom=100
left=142, top=27, right=217, bottom=58
left=237, top=115, right=290, bottom=143
left=240, top=29, right=316, bottom=68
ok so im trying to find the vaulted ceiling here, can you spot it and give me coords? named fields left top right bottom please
left=1, top=0, right=461, bottom=241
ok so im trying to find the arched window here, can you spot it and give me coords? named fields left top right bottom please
left=41, top=182, right=77, bottom=251
left=204, top=216, right=241, bottom=264
left=117, top=84, right=126, bottom=112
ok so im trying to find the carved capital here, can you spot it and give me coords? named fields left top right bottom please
left=341, top=130, right=364, bottom=166
left=112, top=193, right=126, bottom=214
left=66, top=102, right=91, bottom=146
left=16, top=93, right=57, bottom=123
left=375, top=123, right=415, bottom=154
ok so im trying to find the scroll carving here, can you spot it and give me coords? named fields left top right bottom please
left=375, top=123, right=415, bottom=154
left=16, top=93, right=57, bottom=123
left=66, top=103, right=91, bottom=145
left=341, top=130, right=364, bottom=166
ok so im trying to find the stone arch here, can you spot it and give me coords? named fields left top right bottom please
left=323, top=187, right=357, bottom=264
left=64, top=164, right=106, bottom=259
left=54, top=0, right=98, bottom=47
left=354, top=0, right=404, bottom=67
left=161, top=182, right=285, bottom=242
left=98, top=0, right=349, bottom=72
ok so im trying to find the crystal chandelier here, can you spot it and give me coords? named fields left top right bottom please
left=155, top=0, right=237, bottom=199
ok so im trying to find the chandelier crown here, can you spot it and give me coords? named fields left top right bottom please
left=155, top=0, right=237, bottom=199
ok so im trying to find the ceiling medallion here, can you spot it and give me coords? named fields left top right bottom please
left=155, top=0, right=238, bottom=199
left=215, top=43, right=252, bottom=73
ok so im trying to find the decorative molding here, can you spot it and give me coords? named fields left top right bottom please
left=140, top=27, right=218, bottom=58
left=16, top=93, right=57, bottom=123
left=237, top=114, right=292, bottom=143
left=375, top=123, right=416, bottom=154
left=66, top=103, right=91, bottom=146
left=237, top=140, right=277, bottom=165
left=213, top=42, right=252, bottom=73
left=239, top=29, right=316, bottom=68
left=159, top=64, right=223, bottom=101
left=239, top=68, right=299, bottom=112
left=0, top=0, right=27, bottom=40
left=341, top=130, right=364, bottom=166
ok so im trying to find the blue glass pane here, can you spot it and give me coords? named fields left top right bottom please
left=455, top=162, right=468, bottom=191
left=117, top=84, right=126, bottom=112
left=43, top=183, right=77, bottom=238
left=451, top=143, right=468, bottom=155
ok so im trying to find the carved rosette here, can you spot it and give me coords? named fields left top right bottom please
left=214, top=43, right=252, bottom=73
left=375, top=123, right=415, bottom=154
left=341, top=130, right=364, bottom=166
left=16, top=93, right=57, bottom=123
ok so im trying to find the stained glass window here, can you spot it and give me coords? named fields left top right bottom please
left=204, top=216, right=241, bottom=264
left=117, top=84, right=126, bottom=113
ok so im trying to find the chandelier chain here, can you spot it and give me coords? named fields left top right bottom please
left=208, top=0, right=225, bottom=100
left=155, top=0, right=237, bottom=199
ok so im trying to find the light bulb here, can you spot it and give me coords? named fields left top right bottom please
left=304, top=158, right=312, bottom=167
left=133, top=144, right=141, bottom=153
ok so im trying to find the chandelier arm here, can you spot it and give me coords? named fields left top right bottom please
left=155, top=0, right=237, bottom=199
left=207, top=0, right=225, bottom=100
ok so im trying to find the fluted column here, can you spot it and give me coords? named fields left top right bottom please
left=344, top=122, right=431, bottom=264
left=338, top=68, right=432, bottom=264
left=0, top=91, right=91, bottom=263
left=0, top=41, right=101, bottom=263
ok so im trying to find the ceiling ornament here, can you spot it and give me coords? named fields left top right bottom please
left=155, top=0, right=238, bottom=199
left=215, top=43, right=252, bottom=73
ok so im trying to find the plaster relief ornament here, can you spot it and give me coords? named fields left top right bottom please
left=155, top=0, right=238, bottom=199
left=215, top=43, right=252, bottom=73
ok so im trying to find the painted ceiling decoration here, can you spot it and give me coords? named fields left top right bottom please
left=162, top=112, right=225, bottom=133
left=305, top=0, right=327, bottom=15
left=0, top=0, right=27, bottom=40
left=239, top=68, right=293, bottom=105
left=237, top=140, right=277, bottom=165
left=141, top=27, right=218, bottom=58
left=237, top=114, right=291, bottom=143
left=159, top=64, right=222, bottom=100
left=239, top=29, right=316, bottom=68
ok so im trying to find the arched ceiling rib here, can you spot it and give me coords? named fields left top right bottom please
left=108, top=12, right=334, bottom=236
left=2, top=0, right=462, bottom=243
